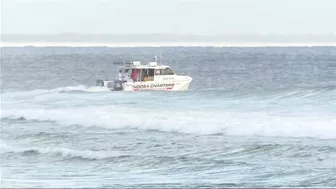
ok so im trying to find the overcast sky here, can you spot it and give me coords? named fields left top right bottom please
left=1, top=0, right=336, bottom=35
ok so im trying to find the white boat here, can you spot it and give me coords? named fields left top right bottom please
left=96, top=57, right=192, bottom=91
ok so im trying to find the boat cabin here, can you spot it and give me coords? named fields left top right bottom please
left=118, top=61, right=175, bottom=82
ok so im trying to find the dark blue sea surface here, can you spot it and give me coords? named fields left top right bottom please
left=1, top=47, right=336, bottom=187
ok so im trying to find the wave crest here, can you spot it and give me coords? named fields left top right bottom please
left=1, top=85, right=336, bottom=139
left=1, top=142, right=125, bottom=160
left=1, top=107, right=336, bottom=139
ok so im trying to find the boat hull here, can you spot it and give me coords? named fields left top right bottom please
left=122, top=79, right=192, bottom=91
left=96, top=77, right=192, bottom=92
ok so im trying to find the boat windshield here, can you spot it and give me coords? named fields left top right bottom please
left=155, top=68, right=174, bottom=75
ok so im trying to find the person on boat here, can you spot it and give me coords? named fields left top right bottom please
left=132, top=69, right=139, bottom=82
left=125, top=69, right=132, bottom=82
left=117, top=70, right=123, bottom=81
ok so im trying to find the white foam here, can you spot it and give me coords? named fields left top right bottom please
left=58, top=85, right=111, bottom=92
left=1, top=105, right=336, bottom=139
left=2, top=86, right=336, bottom=139
left=1, top=85, right=110, bottom=97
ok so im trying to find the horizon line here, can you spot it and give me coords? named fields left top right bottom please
left=2, top=42, right=336, bottom=48
left=2, top=33, right=336, bottom=36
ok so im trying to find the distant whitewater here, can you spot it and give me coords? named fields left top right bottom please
left=2, top=34, right=336, bottom=47
left=2, top=42, right=336, bottom=47
left=1, top=46, right=336, bottom=188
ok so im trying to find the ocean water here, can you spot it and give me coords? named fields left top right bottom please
left=1, top=46, right=336, bottom=188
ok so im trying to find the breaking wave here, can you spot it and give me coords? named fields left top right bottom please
left=2, top=85, right=111, bottom=97
left=0, top=142, right=125, bottom=160
left=1, top=106, right=335, bottom=139
left=2, top=84, right=336, bottom=99
left=2, top=139, right=335, bottom=162
left=1, top=85, right=336, bottom=139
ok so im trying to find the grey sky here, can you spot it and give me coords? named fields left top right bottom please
left=1, top=0, right=336, bottom=35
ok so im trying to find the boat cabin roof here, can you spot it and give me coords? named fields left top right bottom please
left=120, top=65, right=170, bottom=69
left=119, top=61, right=171, bottom=69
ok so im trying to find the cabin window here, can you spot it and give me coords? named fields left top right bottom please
left=163, top=68, right=174, bottom=75
left=155, top=68, right=174, bottom=75
left=143, top=69, right=154, bottom=82
left=148, top=69, right=154, bottom=76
